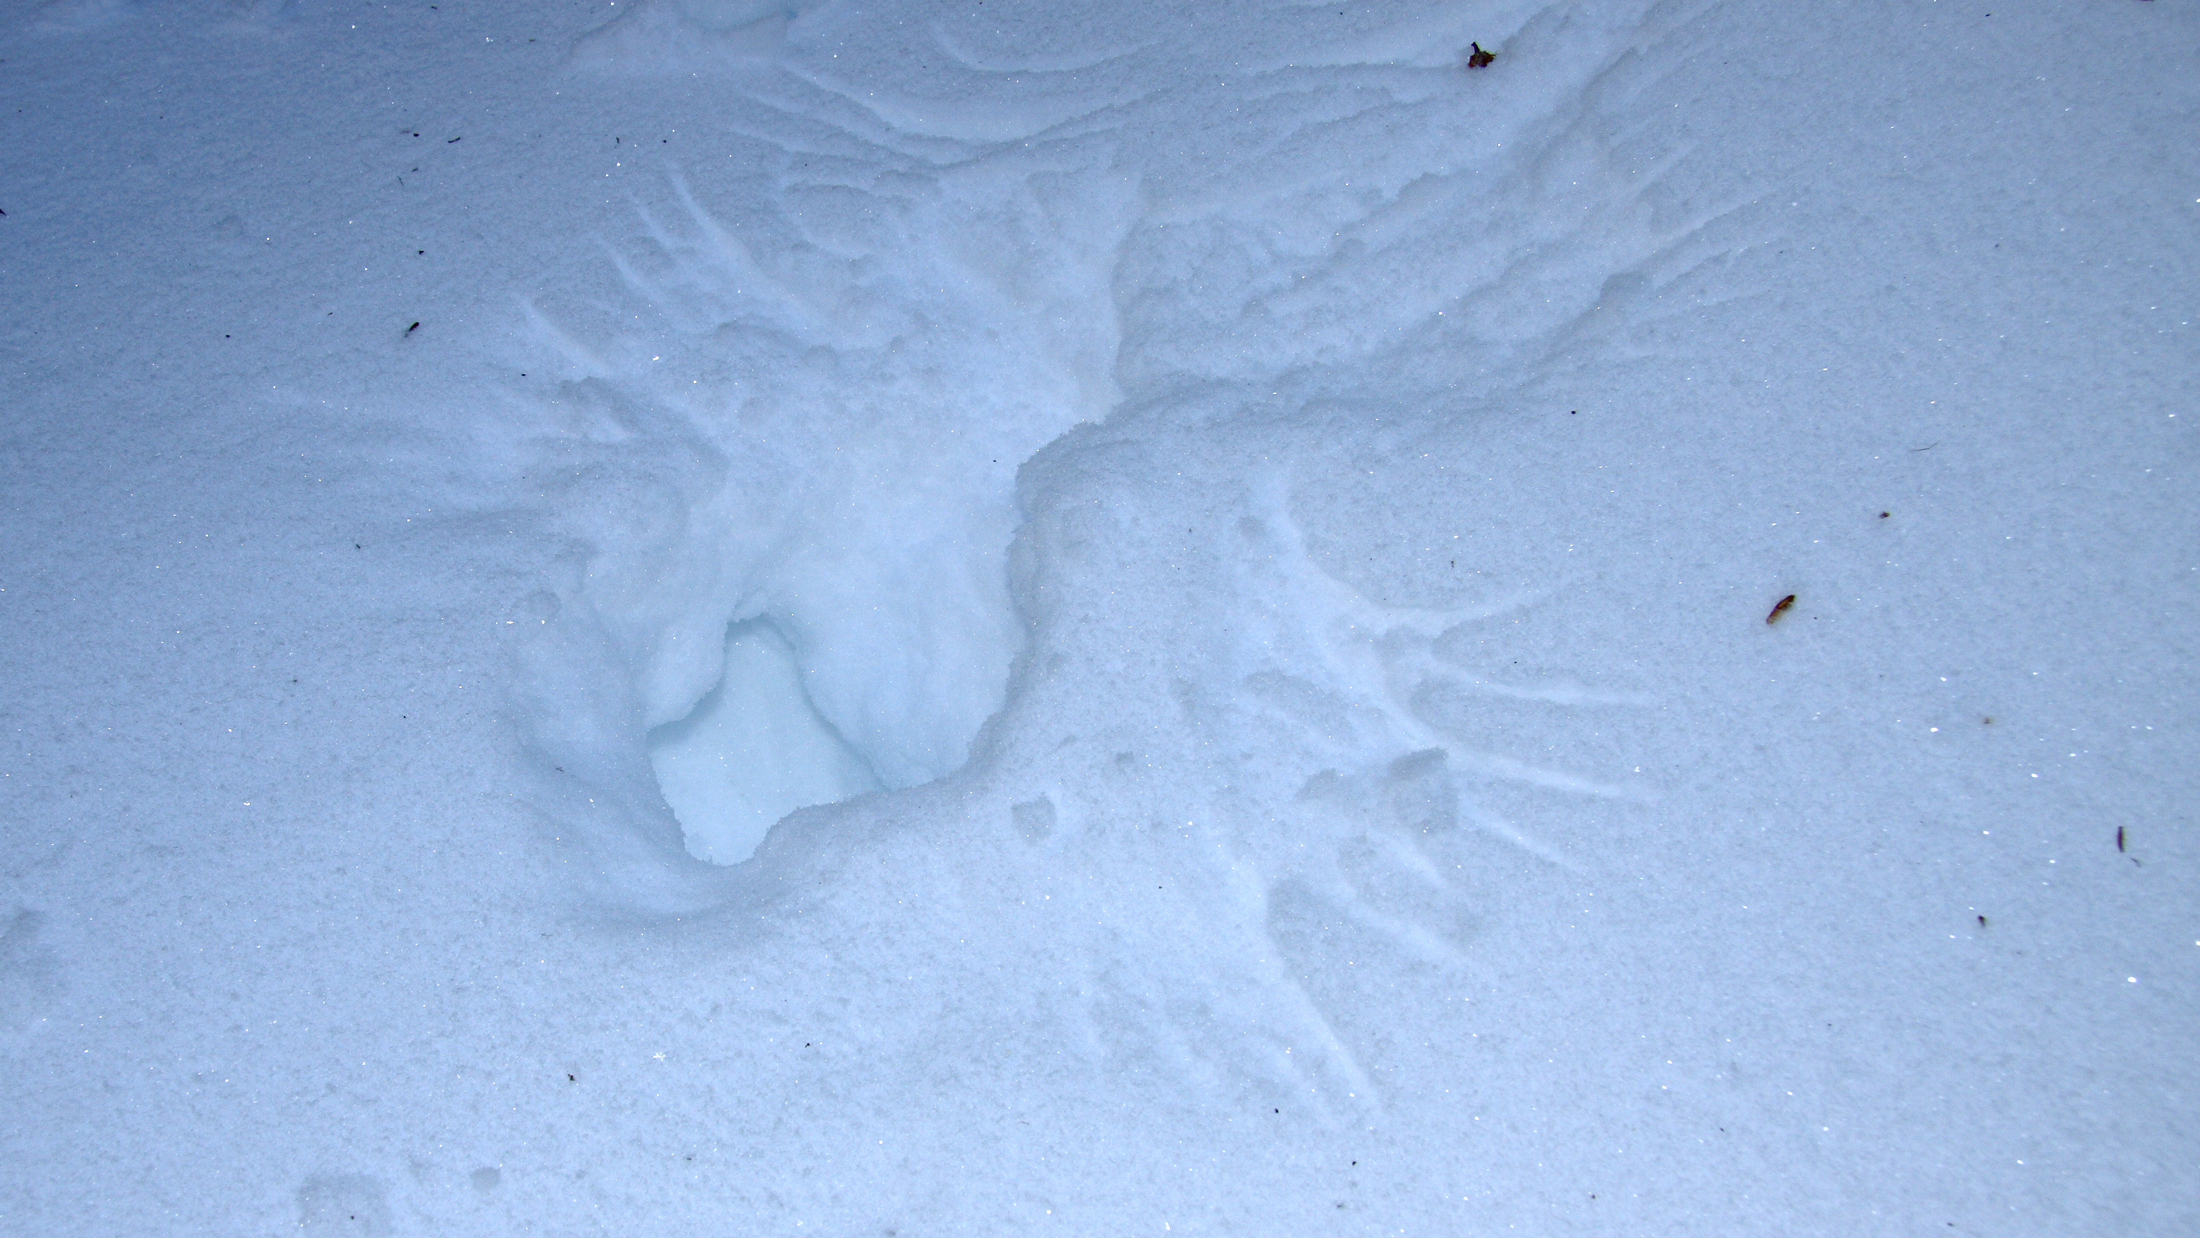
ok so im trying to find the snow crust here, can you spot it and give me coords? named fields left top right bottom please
left=2, top=0, right=2196, bottom=1233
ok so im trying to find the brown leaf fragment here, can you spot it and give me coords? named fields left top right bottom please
left=1467, top=42, right=1496, bottom=69
left=1766, top=594, right=1795, bottom=625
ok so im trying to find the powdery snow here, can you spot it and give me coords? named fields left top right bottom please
left=2, top=0, right=2195, bottom=1233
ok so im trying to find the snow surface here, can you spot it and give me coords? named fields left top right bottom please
left=2, top=0, right=2196, bottom=1233
left=650, top=619, right=883, bottom=864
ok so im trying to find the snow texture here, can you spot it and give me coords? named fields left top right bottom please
left=2, top=0, right=2196, bottom=1233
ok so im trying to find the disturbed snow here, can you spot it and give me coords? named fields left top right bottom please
left=2, top=0, right=2195, bottom=1233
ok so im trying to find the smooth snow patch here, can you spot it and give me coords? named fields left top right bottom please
left=648, top=619, right=881, bottom=864
left=32, top=0, right=137, bottom=34
left=570, top=0, right=801, bottom=74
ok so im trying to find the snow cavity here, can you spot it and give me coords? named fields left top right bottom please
left=648, top=619, right=880, bottom=863
left=512, top=137, right=1134, bottom=866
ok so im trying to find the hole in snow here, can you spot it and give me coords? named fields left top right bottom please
left=647, top=619, right=883, bottom=864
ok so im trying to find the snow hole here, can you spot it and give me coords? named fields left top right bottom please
left=646, top=619, right=885, bottom=865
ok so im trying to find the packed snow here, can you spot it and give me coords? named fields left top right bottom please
left=2, top=0, right=2195, bottom=1233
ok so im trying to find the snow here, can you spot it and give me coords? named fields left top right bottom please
left=650, top=619, right=882, bottom=864
left=2, top=0, right=2196, bottom=1233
